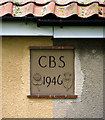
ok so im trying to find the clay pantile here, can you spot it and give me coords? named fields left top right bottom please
left=0, top=0, right=105, bottom=18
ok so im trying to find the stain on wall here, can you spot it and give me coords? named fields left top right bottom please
left=2, top=37, right=104, bottom=119
left=2, top=37, right=53, bottom=118
left=53, top=39, right=103, bottom=118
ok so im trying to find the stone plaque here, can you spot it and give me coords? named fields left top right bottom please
left=30, top=47, right=74, bottom=96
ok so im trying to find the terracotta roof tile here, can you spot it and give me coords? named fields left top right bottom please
left=0, top=0, right=105, bottom=18
left=0, top=0, right=105, bottom=5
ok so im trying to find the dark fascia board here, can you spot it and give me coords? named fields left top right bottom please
left=37, top=18, right=105, bottom=26
left=1, top=15, right=105, bottom=26
left=2, top=16, right=37, bottom=22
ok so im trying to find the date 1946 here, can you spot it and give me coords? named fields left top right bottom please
left=43, top=75, right=63, bottom=87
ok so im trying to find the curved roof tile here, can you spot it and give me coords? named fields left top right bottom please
left=0, top=0, right=105, bottom=18
left=0, top=0, right=105, bottom=5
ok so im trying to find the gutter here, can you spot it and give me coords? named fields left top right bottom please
left=37, top=18, right=105, bottom=26
left=2, top=16, right=105, bottom=26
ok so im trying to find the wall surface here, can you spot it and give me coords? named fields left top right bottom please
left=2, top=37, right=53, bottom=118
left=53, top=39, right=103, bottom=118
left=0, top=36, right=2, bottom=120
left=0, top=18, right=2, bottom=120
left=2, top=37, right=104, bottom=119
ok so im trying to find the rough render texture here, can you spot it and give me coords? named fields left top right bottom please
left=104, top=43, right=105, bottom=120
left=0, top=36, right=1, bottom=120
left=53, top=39, right=103, bottom=118
left=1, top=37, right=104, bottom=118
left=2, top=37, right=53, bottom=118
